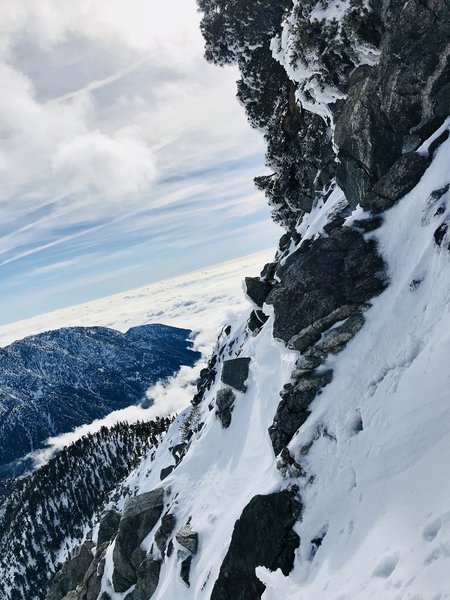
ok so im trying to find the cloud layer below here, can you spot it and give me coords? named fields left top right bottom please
left=4, top=248, right=273, bottom=466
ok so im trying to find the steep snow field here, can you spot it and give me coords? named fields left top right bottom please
left=95, top=132, right=450, bottom=599
left=99, top=310, right=298, bottom=600
left=256, top=127, right=450, bottom=600
left=0, top=249, right=273, bottom=354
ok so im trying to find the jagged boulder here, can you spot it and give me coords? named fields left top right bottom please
left=363, top=152, right=430, bottom=213
left=266, top=228, right=386, bottom=344
left=80, top=544, right=108, bottom=600
left=155, top=513, right=176, bottom=557
left=112, top=489, right=164, bottom=593
left=47, top=541, right=95, bottom=600
left=180, top=556, right=193, bottom=587
left=221, top=357, right=251, bottom=392
left=269, top=371, right=333, bottom=457
left=244, top=277, right=273, bottom=308
left=292, top=312, right=365, bottom=378
left=160, top=465, right=175, bottom=480
left=215, top=387, right=236, bottom=428
left=211, top=491, right=301, bottom=600
left=128, top=557, right=161, bottom=600
left=248, top=310, right=268, bottom=334
left=176, top=522, right=199, bottom=554
left=97, top=508, right=121, bottom=548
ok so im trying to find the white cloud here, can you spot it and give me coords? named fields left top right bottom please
left=52, top=131, right=156, bottom=197
left=0, top=0, right=276, bottom=326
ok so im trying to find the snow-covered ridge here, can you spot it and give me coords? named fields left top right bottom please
left=258, top=120, right=450, bottom=599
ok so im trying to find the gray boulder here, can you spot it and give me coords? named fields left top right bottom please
left=47, top=541, right=95, bottom=600
left=363, top=152, right=430, bottom=213
left=128, top=557, right=161, bottom=600
left=266, top=228, right=386, bottom=344
left=160, top=465, right=175, bottom=481
left=221, top=357, right=251, bottom=392
left=317, top=313, right=365, bottom=354
left=244, top=277, right=273, bottom=308
left=155, top=513, right=176, bottom=557
left=176, top=522, right=199, bottom=554
left=97, top=508, right=121, bottom=548
left=268, top=370, right=333, bottom=457
left=287, top=304, right=366, bottom=352
left=248, top=310, right=268, bottom=334
left=81, top=544, right=108, bottom=600
left=215, top=387, right=236, bottom=428
left=112, top=489, right=164, bottom=593
left=180, top=556, right=193, bottom=587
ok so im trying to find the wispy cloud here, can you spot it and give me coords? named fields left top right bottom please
left=0, top=1, right=279, bottom=324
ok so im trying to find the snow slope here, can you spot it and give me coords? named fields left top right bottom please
left=258, top=129, right=450, bottom=598
left=90, top=131, right=450, bottom=600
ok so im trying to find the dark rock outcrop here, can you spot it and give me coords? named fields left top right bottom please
left=129, top=557, right=161, bottom=600
left=269, top=384, right=321, bottom=457
left=180, top=556, right=193, bottom=587
left=266, top=228, right=387, bottom=344
left=112, top=489, right=165, bottom=592
left=192, top=354, right=217, bottom=406
left=47, top=541, right=95, bottom=600
left=363, top=152, right=430, bottom=213
left=80, top=545, right=108, bottom=600
left=215, top=388, right=236, bottom=428
left=211, top=491, right=301, bottom=600
left=335, top=0, right=450, bottom=210
left=97, top=509, right=121, bottom=548
left=160, top=465, right=175, bottom=480
left=155, top=513, right=176, bottom=558
left=244, top=277, right=273, bottom=308
left=247, top=309, right=269, bottom=334
left=221, top=357, right=251, bottom=392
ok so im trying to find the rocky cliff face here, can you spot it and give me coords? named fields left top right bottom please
left=14, top=0, right=450, bottom=599
left=0, top=324, right=199, bottom=472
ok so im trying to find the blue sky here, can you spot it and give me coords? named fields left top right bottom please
left=0, top=0, right=280, bottom=325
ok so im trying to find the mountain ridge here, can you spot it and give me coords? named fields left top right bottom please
left=0, top=323, right=199, bottom=471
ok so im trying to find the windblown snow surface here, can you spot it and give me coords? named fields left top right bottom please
left=96, top=130, right=450, bottom=599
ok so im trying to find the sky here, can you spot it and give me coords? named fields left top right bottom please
left=0, top=0, right=280, bottom=326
